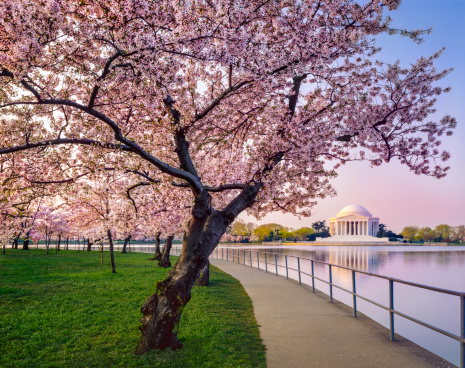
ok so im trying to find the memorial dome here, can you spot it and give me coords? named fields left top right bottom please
left=336, top=204, right=372, bottom=218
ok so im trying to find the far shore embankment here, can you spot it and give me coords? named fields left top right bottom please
left=219, top=241, right=452, bottom=247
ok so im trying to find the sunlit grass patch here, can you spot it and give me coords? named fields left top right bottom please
left=0, top=249, right=265, bottom=368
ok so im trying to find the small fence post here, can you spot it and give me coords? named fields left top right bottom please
left=329, top=265, right=333, bottom=303
left=461, top=295, right=464, bottom=368
left=389, top=280, right=395, bottom=341
left=297, top=257, right=301, bottom=285
left=265, top=253, right=268, bottom=273
left=285, top=255, right=288, bottom=279
left=352, top=270, right=357, bottom=318
left=243, top=250, right=246, bottom=265
left=275, top=254, right=278, bottom=275
left=311, top=260, right=315, bottom=292
left=257, top=252, right=259, bottom=269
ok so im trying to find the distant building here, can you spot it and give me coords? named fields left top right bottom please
left=327, top=204, right=388, bottom=243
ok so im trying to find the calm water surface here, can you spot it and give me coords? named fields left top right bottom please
left=217, top=245, right=465, bottom=366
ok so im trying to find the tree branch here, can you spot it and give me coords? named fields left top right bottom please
left=0, top=138, right=133, bottom=155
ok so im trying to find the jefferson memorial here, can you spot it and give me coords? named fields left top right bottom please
left=327, top=204, right=389, bottom=243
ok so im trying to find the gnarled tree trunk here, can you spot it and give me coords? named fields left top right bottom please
left=195, top=260, right=210, bottom=286
left=158, top=235, right=174, bottom=268
left=150, top=232, right=162, bottom=261
left=22, top=239, right=29, bottom=250
left=122, top=235, right=131, bottom=253
left=87, top=239, right=92, bottom=252
left=134, top=178, right=260, bottom=355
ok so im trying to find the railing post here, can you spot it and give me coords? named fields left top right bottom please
left=257, top=252, right=259, bottom=269
left=285, top=255, right=288, bottom=279
left=265, top=253, right=268, bottom=273
left=329, top=265, right=333, bottom=303
left=389, top=280, right=395, bottom=341
left=275, top=254, right=278, bottom=275
left=297, top=257, right=301, bottom=285
left=311, top=260, right=315, bottom=292
left=352, top=270, right=357, bottom=318
left=461, top=295, right=465, bottom=368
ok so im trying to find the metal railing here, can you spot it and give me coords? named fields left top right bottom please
left=211, top=247, right=465, bottom=368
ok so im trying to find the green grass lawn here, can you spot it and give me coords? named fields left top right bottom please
left=0, top=249, right=266, bottom=368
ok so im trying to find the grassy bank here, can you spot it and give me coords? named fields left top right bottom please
left=0, top=249, right=266, bottom=368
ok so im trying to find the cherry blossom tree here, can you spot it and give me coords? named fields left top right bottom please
left=0, top=0, right=456, bottom=353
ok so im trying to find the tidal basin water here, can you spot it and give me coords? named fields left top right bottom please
left=216, top=244, right=465, bottom=366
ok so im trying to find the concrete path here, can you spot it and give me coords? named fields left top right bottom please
left=210, top=259, right=454, bottom=368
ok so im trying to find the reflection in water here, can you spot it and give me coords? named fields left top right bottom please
left=223, top=244, right=465, bottom=367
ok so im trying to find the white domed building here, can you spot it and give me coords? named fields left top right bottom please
left=327, top=204, right=389, bottom=243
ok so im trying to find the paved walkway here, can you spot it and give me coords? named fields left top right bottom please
left=210, top=259, right=454, bottom=368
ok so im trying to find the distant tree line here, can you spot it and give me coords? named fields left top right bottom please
left=223, top=219, right=330, bottom=243
left=376, top=224, right=403, bottom=241
left=400, top=225, right=465, bottom=244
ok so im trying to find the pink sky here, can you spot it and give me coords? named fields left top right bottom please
left=240, top=1, right=465, bottom=233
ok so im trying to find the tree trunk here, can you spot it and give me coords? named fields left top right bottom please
left=195, top=259, right=210, bottom=286
left=134, top=184, right=260, bottom=354
left=122, top=235, right=131, bottom=253
left=87, top=239, right=92, bottom=252
left=107, top=230, right=116, bottom=274
left=151, top=232, right=162, bottom=261
left=158, top=236, right=174, bottom=268
left=135, top=212, right=228, bottom=353
left=57, top=235, right=61, bottom=252
left=46, top=238, right=49, bottom=255
left=13, top=238, right=18, bottom=249
left=66, top=237, right=69, bottom=250
left=22, top=239, right=29, bottom=250
left=2, top=243, right=5, bottom=254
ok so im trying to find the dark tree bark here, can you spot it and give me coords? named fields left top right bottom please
left=107, top=230, right=116, bottom=274
left=99, top=243, right=104, bottom=264
left=150, top=232, right=162, bottom=261
left=66, top=237, right=69, bottom=250
left=57, top=235, right=61, bottom=251
left=158, top=235, right=174, bottom=268
left=122, top=235, right=131, bottom=253
left=2, top=243, right=5, bottom=254
left=87, top=239, right=92, bottom=252
left=22, top=239, right=29, bottom=250
left=13, top=238, right=18, bottom=249
left=135, top=184, right=260, bottom=354
left=195, top=259, right=210, bottom=286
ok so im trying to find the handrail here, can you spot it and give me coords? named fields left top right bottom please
left=212, top=246, right=465, bottom=368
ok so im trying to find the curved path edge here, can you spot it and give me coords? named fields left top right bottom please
left=210, top=258, right=454, bottom=368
